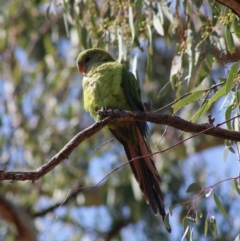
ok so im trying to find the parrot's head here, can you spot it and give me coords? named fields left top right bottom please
left=76, top=48, right=114, bottom=74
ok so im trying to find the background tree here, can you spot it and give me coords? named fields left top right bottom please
left=0, top=0, right=240, bottom=240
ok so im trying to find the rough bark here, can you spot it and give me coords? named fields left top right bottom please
left=0, top=110, right=240, bottom=182
left=216, top=0, right=240, bottom=17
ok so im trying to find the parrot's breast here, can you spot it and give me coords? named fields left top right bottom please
left=82, top=62, right=130, bottom=120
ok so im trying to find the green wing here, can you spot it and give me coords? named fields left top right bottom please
left=120, top=67, right=149, bottom=139
left=121, top=67, right=144, bottom=111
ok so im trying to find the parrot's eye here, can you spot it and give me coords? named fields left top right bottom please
left=85, top=57, right=90, bottom=63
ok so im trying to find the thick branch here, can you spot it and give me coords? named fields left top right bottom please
left=0, top=117, right=109, bottom=181
left=116, top=111, right=240, bottom=141
left=0, top=194, right=37, bottom=241
left=1, top=110, right=240, bottom=182
left=104, top=219, right=132, bottom=241
left=216, top=0, right=240, bottom=17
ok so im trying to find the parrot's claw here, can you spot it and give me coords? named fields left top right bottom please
left=143, top=101, right=152, bottom=111
left=97, top=107, right=111, bottom=118
left=97, top=108, right=127, bottom=119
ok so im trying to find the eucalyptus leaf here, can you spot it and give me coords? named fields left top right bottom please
left=186, top=182, right=202, bottom=193
left=233, top=178, right=240, bottom=195
left=210, top=216, right=218, bottom=238
left=164, top=213, right=171, bottom=231
left=213, top=193, right=229, bottom=219
left=81, top=26, right=88, bottom=49
left=182, top=218, right=190, bottom=241
left=204, top=218, right=208, bottom=236
left=225, top=62, right=239, bottom=95
left=233, top=17, right=240, bottom=40
left=172, top=90, right=203, bottom=110
left=168, top=205, right=173, bottom=216
left=153, top=14, right=164, bottom=36
left=128, top=6, right=135, bottom=44
left=226, top=25, right=235, bottom=54
left=225, top=104, right=234, bottom=130
left=192, top=86, right=226, bottom=121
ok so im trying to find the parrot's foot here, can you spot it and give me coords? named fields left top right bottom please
left=97, top=107, right=109, bottom=119
left=97, top=108, right=127, bottom=119
left=143, top=101, right=152, bottom=111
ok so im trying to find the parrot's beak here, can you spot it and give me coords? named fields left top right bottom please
left=77, top=63, right=86, bottom=74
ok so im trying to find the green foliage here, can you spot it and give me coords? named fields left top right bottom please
left=164, top=213, right=171, bottom=231
left=186, top=182, right=202, bottom=193
left=226, top=62, right=239, bottom=94
left=233, top=178, right=240, bottom=195
left=210, top=216, right=218, bottom=238
left=213, top=193, right=229, bottom=219
left=192, top=85, right=226, bottom=121
left=204, top=217, right=209, bottom=236
left=172, top=90, right=204, bottom=113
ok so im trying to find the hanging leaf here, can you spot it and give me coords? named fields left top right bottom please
left=225, top=62, right=239, bottom=95
left=193, top=58, right=208, bottom=86
left=225, top=140, right=235, bottom=156
left=204, top=218, right=208, bottom=236
left=233, top=17, right=240, bottom=40
left=186, top=182, right=202, bottom=193
left=186, top=211, right=201, bottom=223
left=46, top=3, right=52, bottom=20
left=147, top=23, right=152, bottom=47
left=117, top=26, right=126, bottom=62
left=234, top=113, right=240, bottom=132
left=213, top=193, right=229, bottom=219
left=81, top=26, right=88, bottom=49
left=170, top=55, right=182, bottom=88
left=225, top=104, right=234, bottom=130
left=182, top=218, right=190, bottom=241
left=62, top=0, right=69, bottom=37
left=236, top=84, right=240, bottom=105
left=210, top=216, right=218, bottom=238
left=226, top=25, right=235, bottom=54
left=192, top=86, right=226, bottom=122
left=164, top=213, right=171, bottom=231
left=172, top=90, right=204, bottom=111
left=63, top=13, right=69, bottom=37
left=158, top=81, right=171, bottom=98
left=233, top=178, right=240, bottom=195
left=168, top=205, right=173, bottom=216
left=157, top=3, right=164, bottom=24
left=128, top=6, right=135, bottom=44
left=132, top=54, right=138, bottom=80
left=153, top=14, right=164, bottom=36
left=186, top=29, right=194, bottom=84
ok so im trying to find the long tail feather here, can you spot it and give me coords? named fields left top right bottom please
left=110, top=126, right=171, bottom=233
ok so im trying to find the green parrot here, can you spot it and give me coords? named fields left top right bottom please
left=76, top=48, right=170, bottom=232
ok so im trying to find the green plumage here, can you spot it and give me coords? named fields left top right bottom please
left=76, top=48, right=171, bottom=232
left=81, top=60, right=143, bottom=147
left=83, top=62, right=126, bottom=117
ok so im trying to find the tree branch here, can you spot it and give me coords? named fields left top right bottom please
left=104, top=218, right=133, bottom=241
left=32, top=181, right=84, bottom=217
left=1, top=110, right=240, bottom=182
left=0, top=194, right=37, bottom=241
left=215, top=0, right=240, bottom=17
